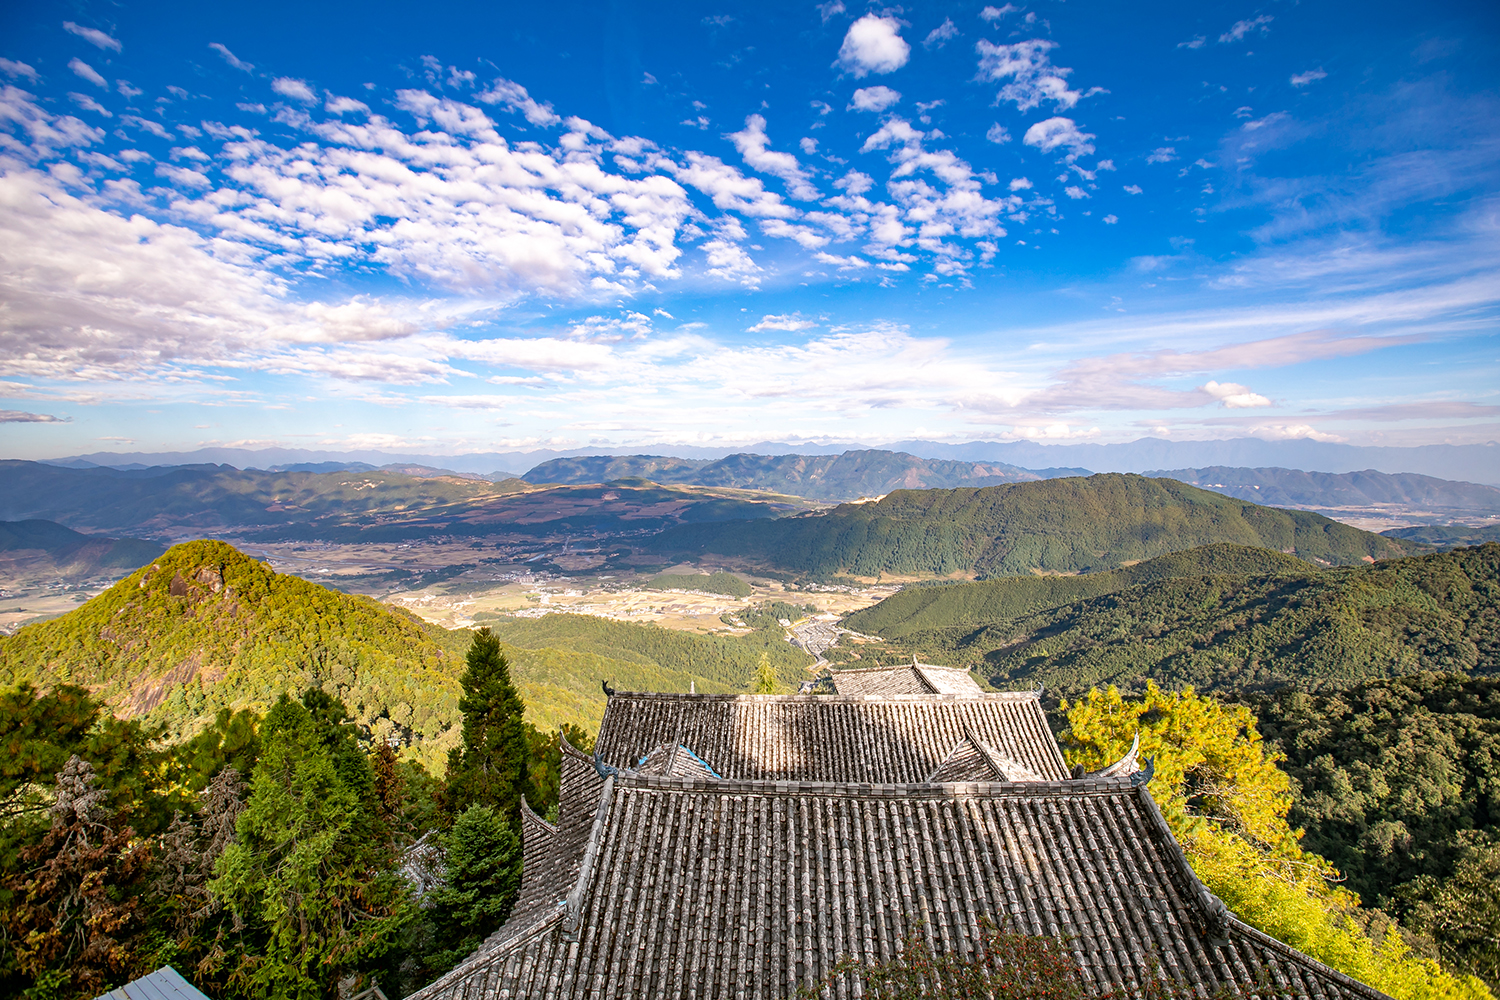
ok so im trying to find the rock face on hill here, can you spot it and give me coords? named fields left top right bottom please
left=649, top=474, right=1419, bottom=580
left=523, top=448, right=1082, bottom=501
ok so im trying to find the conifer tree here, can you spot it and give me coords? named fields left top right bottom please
left=444, top=628, right=530, bottom=820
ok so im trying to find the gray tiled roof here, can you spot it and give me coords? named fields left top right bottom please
left=95, top=966, right=209, bottom=1000
left=408, top=774, right=1388, bottom=1000
left=830, top=662, right=987, bottom=696
left=593, top=690, right=1071, bottom=783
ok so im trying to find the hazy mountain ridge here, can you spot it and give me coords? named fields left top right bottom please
left=0, top=520, right=165, bottom=582
left=1145, top=466, right=1500, bottom=511
left=39, top=436, right=1500, bottom=483
left=649, top=474, right=1419, bottom=580
left=522, top=449, right=1085, bottom=501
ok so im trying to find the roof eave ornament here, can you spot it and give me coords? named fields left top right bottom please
left=593, top=747, right=620, bottom=778
left=1129, top=756, right=1156, bottom=787
left=601, top=679, right=615, bottom=697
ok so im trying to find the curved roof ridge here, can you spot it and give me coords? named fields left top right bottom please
left=519, top=794, right=558, bottom=836
left=598, top=689, right=1042, bottom=702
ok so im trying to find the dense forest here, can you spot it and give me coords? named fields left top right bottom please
left=649, top=474, right=1416, bottom=580
left=643, top=570, right=754, bottom=597
left=851, top=543, right=1499, bottom=697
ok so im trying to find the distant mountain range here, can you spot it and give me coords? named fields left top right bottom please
left=522, top=450, right=1088, bottom=501
left=0, top=520, right=164, bottom=582
left=34, top=435, right=1500, bottom=484
left=1143, top=466, right=1500, bottom=512
left=649, top=474, right=1417, bottom=580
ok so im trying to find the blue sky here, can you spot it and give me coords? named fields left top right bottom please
left=1, top=0, right=1497, bottom=459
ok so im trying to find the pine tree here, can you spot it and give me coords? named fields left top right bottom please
left=444, top=628, right=530, bottom=820
left=423, top=804, right=523, bottom=972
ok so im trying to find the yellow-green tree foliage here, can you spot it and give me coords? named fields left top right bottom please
left=1062, top=683, right=1492, bottom=1000
left=0, top=540, right=461, bottom=750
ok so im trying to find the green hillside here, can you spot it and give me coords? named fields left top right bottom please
left=1145, top=466, right=1500, bottom=512
left=650, top=474, right=1417, bottom=580
left=523, top=448, right=1064, bottom=501
left=1384, top=524, right=1500, bottom=549
left=845, top=544, right=1313, bottom=637
left=876, top=543, right=1500, bottom=696
left=643, top=571, right=753, bottom=597
left=0, top=539, right=464, bottom=755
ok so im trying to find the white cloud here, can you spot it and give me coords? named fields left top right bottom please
left=986, top=123, right=1011, bottom=144
left=836, top=15, right=910, bottom=78
left=1219, top=15, right=1273, bottom=43
left=1124, top=184, right=1143, bottom=194
left=1202, top=380, right=1271, bottom=408
left=818, top=1, right=846, bottom=23
left=979, top=5, right=1019, bottom=21
left=749, top=313, right=817, bottom=332
left=815, top=251, right=870, bottom=270
left=1177, top=35, right=1206, bottom=49
left=63, top=22, right=122, bottom=52
left=800, top=137, right=818, bottom=154
left=1009, top=177, right=1032, bottom=191
left=0, top=409, right=69, bottom=422
left=476, top=77, right=561, bottom=126
left=325, top=95, right=370, bottom=116
left=671, top=151, right=796, bottom=218
left=1064, top=186, right=1089, bottom=199
left=975, top=39, right=1083, bottom=112
left=923, top=19, right=958, bottom=49
left=1290, top=68, right=1328, bottom=87
left=1146, top=146, right=1177, bottom=163
left=849, top=86, right=901, bottom=113
left=701, top=238, right=761, bottom=286
left=728, top=114, right=820, bottom=200
left=209, top=42, right=253, bottom=72
left=68, top=92, right=111, bottom=116
left=0, top=59, right=39, bottom=82
left=68, top=58, right=107, bottom=89
left=1103, top=214, right=1118, bottom=224
left=1022, top=117, right=1095, bottom=161
left=271, top=77, right=317, bottom=104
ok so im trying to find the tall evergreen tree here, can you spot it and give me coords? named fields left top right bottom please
left=208, top=690, right=411, bottom=1000
left=444, top=628, right=530, bottom=819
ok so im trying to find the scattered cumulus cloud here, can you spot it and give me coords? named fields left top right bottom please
left=749, top=313, right=817, bottom=332
left=817, top=1, right=845, bottom=24
left=68, top=58, right=107, bottom=89
left=849, top=86, right=901, bottom=112
left=923, top=19, right=958, bottom=49
left=729, top=114, right=820, bottom=200
left=1009, top=177, right=1032, bottom=191
left=1124, top=184, right=1143, bottom=194
left=1103, top=214, right=1118, bottom=224
left=0, top=59, right=39, bottom=82
left=986, top=123, right=1011, bottom=144
left=837, top=15, right=910, bottom=77
left=1146, top=146, right=1177, bottom=163
left=979, top=5, right=1019, bottom=21
left=63, top=22, right=122, bottom=52
left=476, top=77, right=561, bottom=126
left=209, top=43, right=253, bottom=72
left=271, top=77, right=317, bottom=104
left=1219, top=15, right=1273, bottom=43
left=1290, top=68, right=1328, bottom=87
left=1, top=409, right=69, bottom=423
left=976, top=39, right=1084, bottom=112
left=68, top=92, right=111, bottom=116
left=1203, top=380, right=1272, bottom=408
left=1177, top=35, right=1206, bottom=50
left=1064, top=186, right=1089, bottom=199
left=1022, top=117, right=1095, bottom=161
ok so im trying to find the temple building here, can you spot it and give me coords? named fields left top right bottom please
left=407, top=669, right=1388, bottom=1000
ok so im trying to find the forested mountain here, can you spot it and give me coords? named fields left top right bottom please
left=843, top=544, right=1312, bottom=637
left=0, top=461, right=808, bottom=541
left=1249, top=673, right=1500, bottom=989
left=523, top=448, right=1086, bottom=500
left=1145, top=466, right=1500, bottom=512
left=859, top=543, right=1499, bottom=696
left=0, top=539, right=465, bottom=755
left=1385, top=524, right=1500, bottom=549
left=650, top=474, right=1417, bottom=580
left=0, top=519, right=164, bottom=582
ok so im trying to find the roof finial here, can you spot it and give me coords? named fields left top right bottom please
left=601, top=679, right=615, bottom=697
left=1129, top=756, right=1156, bottom=787
left=593, top=747, right=620, bottom=778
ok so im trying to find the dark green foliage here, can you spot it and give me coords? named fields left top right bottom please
left=0, top=539, right=463, bottom=749
left=445, top=629, right=530, bottom=820
left=423, top=804, right=523, bottom=971
left=523, top=723, right=595, bottom=819
left=1385, top=525, right=1500, bottom=549
left=1247, top=673, right=1500, bottom=989
left=481, top=613, right=812, bottom=730
left=208, top=689, right=412, bottom=999
left=736, top=600, right=819, bottom=631
left=523, top=448, right=1051, bottom=501
left=845, top=544, right=1312, bottom=638
left=167, top=706, right=261, bottom=797
left=643, top=571, right=753, bottom=597
left=872, top=544, right=1499, bottom=697
left=650, top=474, right=1416, bottom=580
